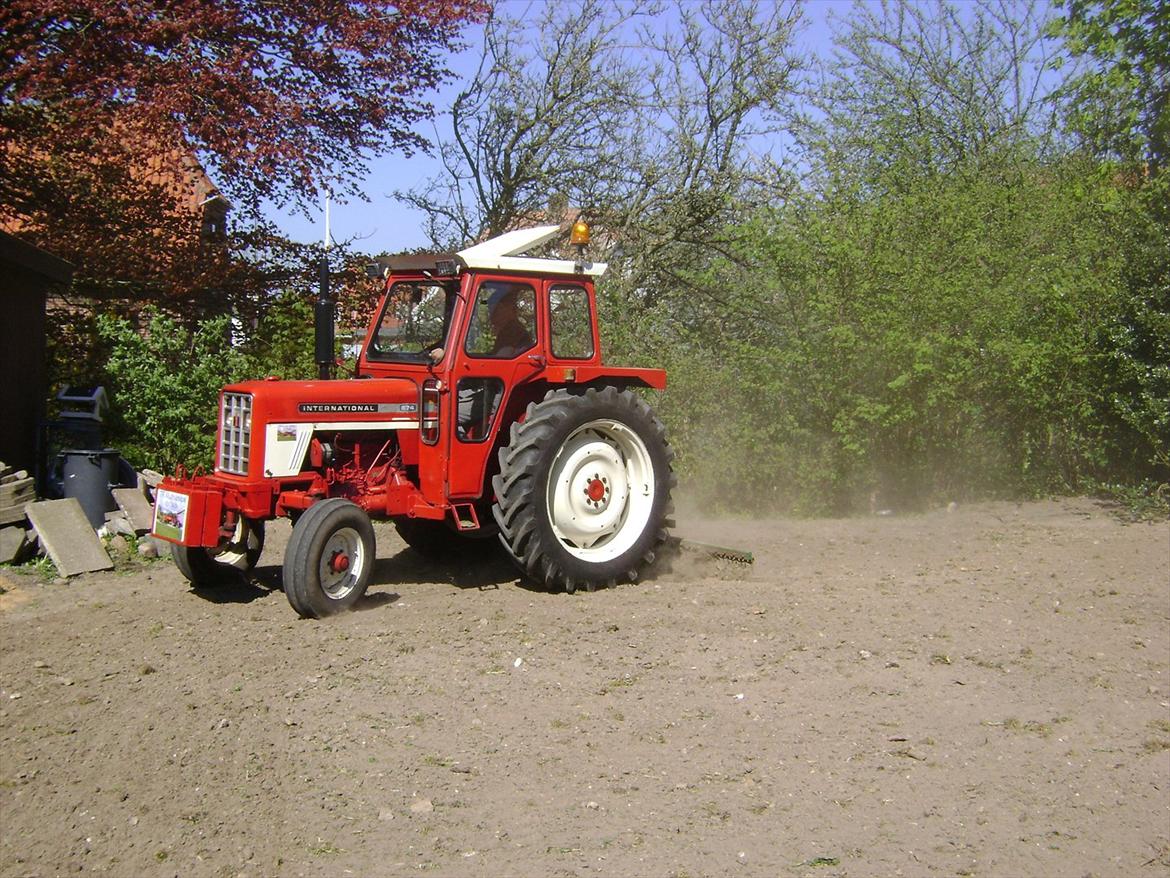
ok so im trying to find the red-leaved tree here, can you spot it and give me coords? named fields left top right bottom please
left=0, top=0, right=487, bottom=301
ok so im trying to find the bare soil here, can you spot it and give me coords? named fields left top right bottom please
left=1, top=498, right=1168, bottom=878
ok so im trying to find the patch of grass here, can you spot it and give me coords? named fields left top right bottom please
left=599, top=674, right=638, bottom=695
left=1149, top=719, right=1170, bottom=734
left=154, top=851, right=168, bottom=862
left=422, top=754, right=452, bottom=768
left=1142, top=739, right=1170, bottom=753
left=309, top=839, right=341, bottom=855
left=1095, top=481, right=1170, bottom=523
left=969, top=655, right=1005, bottom=670
left=549, top=717, right=569, bottom=730
left=20, top=555, right=58, bottom=582
left=1001, top=716, right=1070, bottom=738
left=797, top=856, right=840, bottom=867
left=701, top=801, right=730, bottom=822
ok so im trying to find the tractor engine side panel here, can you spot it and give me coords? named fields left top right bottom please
left=262, top=421, right=419, bottom=478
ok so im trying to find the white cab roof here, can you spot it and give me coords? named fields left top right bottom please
left=456, top=225, right=607, bottom=278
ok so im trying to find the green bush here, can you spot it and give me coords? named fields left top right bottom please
left=88, top=294, right=320, bottom=473
left=621, top=156, right=1167, bottom=515
left=97, top=310, right=247, bottom=472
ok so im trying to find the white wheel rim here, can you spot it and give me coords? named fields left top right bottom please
left=546, top=418, right=655, bottom=563
left=212, top=518, right=260, bottom=570
left=318, top=526, right=366, bottom=600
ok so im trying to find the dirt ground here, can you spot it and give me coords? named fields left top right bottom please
left=0, top=498, right=1167, bottom=878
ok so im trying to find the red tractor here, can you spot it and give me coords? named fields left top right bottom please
left=152, top=224, right=675, bottom=617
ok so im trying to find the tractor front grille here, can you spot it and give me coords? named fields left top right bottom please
left=218, top=392, right=252, bottom=475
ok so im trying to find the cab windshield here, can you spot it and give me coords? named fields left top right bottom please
left=366, top=281, right=458, bottom=363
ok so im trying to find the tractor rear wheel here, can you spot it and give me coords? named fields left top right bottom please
left=492, top=387, right=674, bottom=593
left=282, top=498, right=375, bottom=618
left=171, top=518, right=265, bottom=586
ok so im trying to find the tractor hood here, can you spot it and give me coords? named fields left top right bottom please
left=216, top=377, right=422, bottom=479
left=226, top=377, right=420, bottom=424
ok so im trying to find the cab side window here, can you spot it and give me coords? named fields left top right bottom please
left=465, top=282, right=536, bottom=359
left=549, top=284, right=594, bottom=359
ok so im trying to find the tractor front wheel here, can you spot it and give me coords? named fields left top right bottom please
left=282, top=498, right=375, bottom=618
left=172, top=518, right=265, bottom=586
left=492, top=387, right=674, bottom=593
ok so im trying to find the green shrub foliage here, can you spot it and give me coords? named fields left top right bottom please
left=88, top=295, right=319, bottom=473
left=607, top=156, right=1167, bottom=514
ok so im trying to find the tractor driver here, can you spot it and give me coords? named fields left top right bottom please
left=486, top=286, right=533, bottom=357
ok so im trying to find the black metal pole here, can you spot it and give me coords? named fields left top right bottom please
left=314, top=253, right=334, bottom=380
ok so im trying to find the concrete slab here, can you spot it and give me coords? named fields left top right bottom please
left=112, top=487, right=155, bottom=535
left=140, top=469, right=165, bottom=488
left=104, top=511, right=138, bottom=538
left=25, top=499, right=113, bottom=576
left=0, top=525, right=32, bottom=564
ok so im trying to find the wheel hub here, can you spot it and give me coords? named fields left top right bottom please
left=583, top=474, right=610, bottom=507
left=318, top=526, right=365, bottom=600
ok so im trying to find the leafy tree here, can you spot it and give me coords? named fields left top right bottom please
left=1051, top=0, right=1169, bottom=491
left=1051, top=0, right=1170, bottom=169
left=0, top=0, right=487, bottom=301
left=401, top=0, right=803, bottom=289
left=1, top=0, right=488, bottom=214
left=806, top=0, right=1062, bottom=188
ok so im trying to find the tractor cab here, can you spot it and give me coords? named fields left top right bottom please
left=356, top=226, right=638, bottom=511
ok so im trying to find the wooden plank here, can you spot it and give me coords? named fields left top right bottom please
left=25, top=499, right=113, bottom=576
left=1, top=469, right=28, bottom=485
left=0, top=477, right=35, bottom=502
left=0, top=506, right=29, bottom=527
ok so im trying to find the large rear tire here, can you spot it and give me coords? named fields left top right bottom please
left=492, top=387, right=674, bottom=593
left=283, top=498, right=375, bottom=618
left=171, top=518, right=265, bottom=586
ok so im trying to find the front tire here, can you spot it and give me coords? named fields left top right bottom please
left=283, top=498, right=375, bottom=618
left=492, top=387, right=674, bottom=593
left=172, top=518, right=265, bottom=586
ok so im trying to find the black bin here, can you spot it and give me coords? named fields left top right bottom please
left=61, top=449, right=120, bottom=529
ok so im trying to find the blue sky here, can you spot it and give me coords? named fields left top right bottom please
left=262, top=0, right=854, bottom=254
